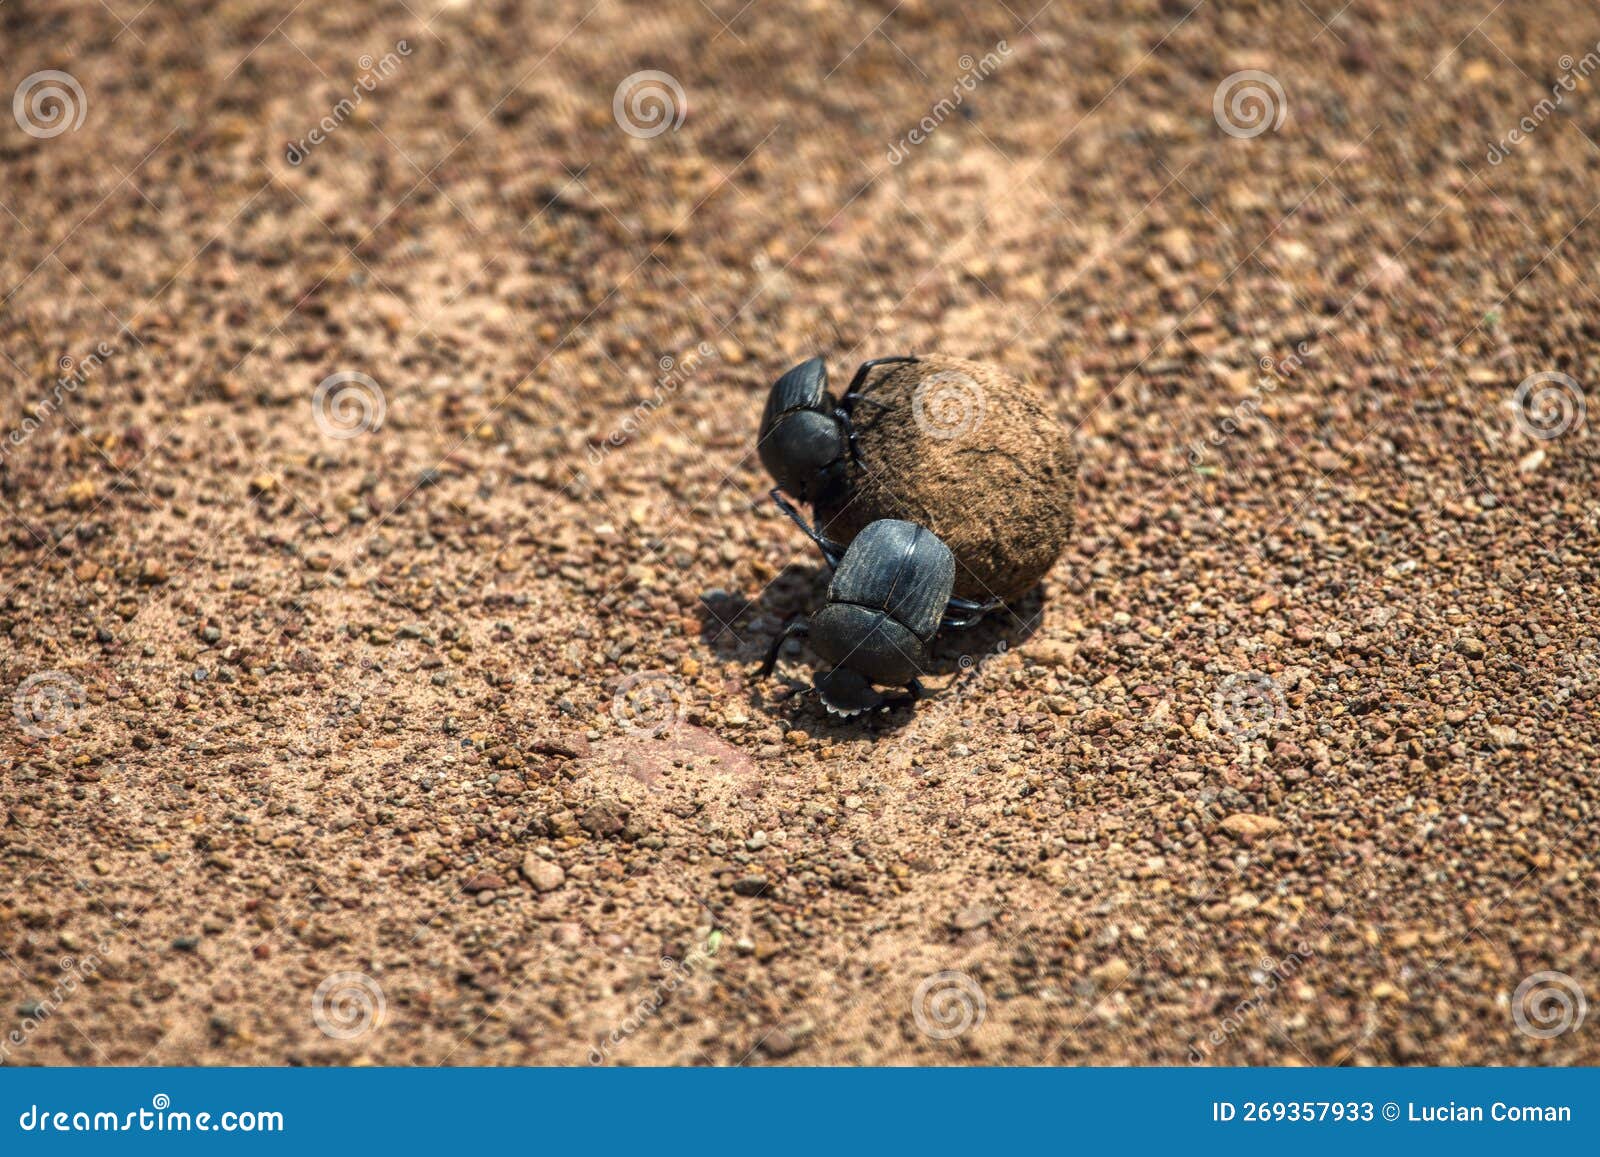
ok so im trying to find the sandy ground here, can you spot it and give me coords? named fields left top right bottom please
left=2, top=0, right=1599, bottom=1066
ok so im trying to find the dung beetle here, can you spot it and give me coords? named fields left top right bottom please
left=757, top=354, right=919, bottom=504
left=758, top=490, right=1002, bottom=716
left=768, top=490, right=1001, bottom=627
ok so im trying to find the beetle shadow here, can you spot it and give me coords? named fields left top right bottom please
left=695, top=570, right=1043, bottom=738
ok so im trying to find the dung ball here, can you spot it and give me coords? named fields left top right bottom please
left=813, top=355, right=1077, bottom=603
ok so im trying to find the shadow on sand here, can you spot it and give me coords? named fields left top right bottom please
left=695, top=567, right=1044, bottom=739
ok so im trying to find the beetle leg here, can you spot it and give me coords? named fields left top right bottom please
left=940, top=595, right=1002, bottom=631
left=838, top=356, right=917, bottom=469
left=758, top=615, right=810, bottom=678
left=876, top=678, right=925, bottom=711
left=839, top=355, right=919, bottom=411
left=839, top=400, right=898, bottom=471
left=769, top=488, right=845, bottom=569
left=940, top=611, right=984, bottom=630
left=841, top=412, right=870, bottom=470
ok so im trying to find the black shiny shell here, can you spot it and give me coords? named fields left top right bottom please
left=809, top=603, right=925, bottom=686
left=759, top=356, right=831, bottom=437
left=758, top=356, right=845, bottom=500
left=827, top=519, right=955, bottom=643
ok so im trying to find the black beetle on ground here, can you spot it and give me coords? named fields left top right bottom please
left=756, top=354, right=919, bottom=504
left=758, top=490, right=1002, bottom=716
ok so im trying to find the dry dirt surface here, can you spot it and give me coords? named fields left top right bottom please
left=2, top=0, right=1599, bottom=1067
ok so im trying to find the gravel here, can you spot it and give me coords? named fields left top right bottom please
left=1, top=0, right=1597, bottom=1068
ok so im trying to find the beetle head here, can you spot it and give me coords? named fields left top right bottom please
left=815, top=667, right=885, bottom=718
left=758, top=357, right=848, bottom=502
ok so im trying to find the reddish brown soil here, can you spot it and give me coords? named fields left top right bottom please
left=1, top=0, right=1597, bottom=1065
